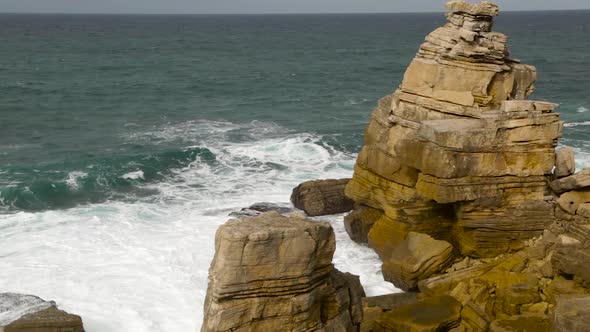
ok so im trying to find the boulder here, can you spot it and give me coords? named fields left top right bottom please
left=553, top=236, right=590, bottom=284
left=552, top=295, right=590, bottom=332
left=291, top=179, right=354, bottom=216
left=382, top=232, right=455, bottom=291
left=551, top=168, right=590, bottom=194
left=229, top=202, right=293, bottom=217
left=0, top=293, right=84, bottom=332
left=201, top=212, right=364, bottom=332
left=557, top=190, right=590, bottom=215
left=554, top=147, right=576, bottom=178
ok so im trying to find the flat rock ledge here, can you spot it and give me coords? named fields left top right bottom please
left=0, top=293, right=84, bottom=332
left=201, top=212, right=364, bottom=331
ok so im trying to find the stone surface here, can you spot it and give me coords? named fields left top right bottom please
left=552, top=295, right=590, bottom=332
left=345, top=0, right=563, bottom=261
left=557, top=190, right=590, bottom=215
left=291, top=178, right=354, bottom=216
left=553, top=238, right=590, bottom=284
left=343, top=205, right=382, bottom=244
left=554, top=147, right=576, bottom=178
left=361, top=293, right=420, bottom=332
left=551, top=168, right=590, bottom=194
left=201, top=212, right=364, bottom=332
left=229, top=202, right=293, bottom=217
left=0, top=293, right=84, bottom=332
left=489, top=314, right=550, bottom=332
left=372, top=295, right=462, bottom=332
left=382, top=232, right=455, bottom=291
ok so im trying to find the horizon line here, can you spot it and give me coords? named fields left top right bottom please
left=1, top=8, right=590, bottom=16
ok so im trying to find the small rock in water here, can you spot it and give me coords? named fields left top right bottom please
left=0, top=293, right=84, bottom=332
left=229, top=202, right=293, bottom=217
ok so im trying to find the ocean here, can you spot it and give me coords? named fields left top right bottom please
left=1, top=11, right=589, bottom=331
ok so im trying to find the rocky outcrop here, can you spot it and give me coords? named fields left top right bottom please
left=201, top=212, right=364, bottom=331
left=335, top=0, right=590, bottom=331
left=291, top=179, right=354, bottom=216
left=345, top=0, right=561, bottom=260
left=0, top=293, right=84, bottom=332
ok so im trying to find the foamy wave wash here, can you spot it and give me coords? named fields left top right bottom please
left=0, top=119, right=397, bottom=331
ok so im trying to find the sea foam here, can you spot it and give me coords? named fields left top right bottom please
left=0, top=120, right=394, bottom=332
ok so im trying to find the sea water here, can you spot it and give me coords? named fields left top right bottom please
left=1, top=11, right=589, bottom=331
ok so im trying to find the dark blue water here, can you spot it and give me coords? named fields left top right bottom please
left=1, top=11, right=590, bottom=211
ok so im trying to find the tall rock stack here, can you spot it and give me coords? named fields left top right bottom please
left=345, top=0, right=564, bottom=284
left=201, top=212, right=364, bottom=332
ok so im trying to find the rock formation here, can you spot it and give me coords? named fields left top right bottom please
left=345, top=0, right=561, bottom=286
left=201, top=212, right=364, bottom=331
left=337, top=0, right=590, bottom=330
left=291, top=179, right=354, bottom=216
left=0, top=293, right=85, bottom=332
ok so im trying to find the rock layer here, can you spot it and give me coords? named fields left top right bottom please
left=201, top=212, right=364, bottom=331
left=338, top=1, right=590, bottom=331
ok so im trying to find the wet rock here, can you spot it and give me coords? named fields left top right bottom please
left=229, top=202, right=293, bottom=217
left=0, top=293, right=84, bottom=332
left=291, top=178, right=354, bottom=216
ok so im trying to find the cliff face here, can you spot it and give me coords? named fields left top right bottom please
left=345, top=0, right=561, bottom=262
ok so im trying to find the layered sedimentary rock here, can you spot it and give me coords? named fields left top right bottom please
left=344, top=0, right=563, bottom=293
left=0, top=293, right=85, bottom=332
left=201, top=212, right=364, bottom=331
left=291, top=179, right=354, bottom=216
left=336, top=1, right=590, bottom=330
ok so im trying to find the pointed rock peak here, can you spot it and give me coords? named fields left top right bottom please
left=445, top=0, right=499, bottom=17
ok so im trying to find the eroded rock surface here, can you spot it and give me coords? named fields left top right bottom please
left=291, top=179, right=354, bottom=216
left=201, top=212, right=364, bottom=331
left=345, top=0, right=561, bottom=260
left=334, top=1, right=590, bottom=331
left=0, top=293, right=84, bottom=332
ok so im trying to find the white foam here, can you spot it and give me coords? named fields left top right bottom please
left=577, top=106, right=588, bottom=113
left=564, top=121, right=590, bottom=128
left=0, top=293, right=54, bottom=325
left=65, top=171, right=88, bottom=190
left=121, top=170, right=145, bottom=181
left=0, top=120, right=393, bottom=332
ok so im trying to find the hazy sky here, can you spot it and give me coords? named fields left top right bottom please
left=1, top=0, right=589, bottom=14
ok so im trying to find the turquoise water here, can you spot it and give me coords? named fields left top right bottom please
left=2, top=12, right=589, bottom=211
left=0, top=11, right=589, bottom=331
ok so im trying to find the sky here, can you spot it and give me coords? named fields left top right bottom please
left=0, top=0, right=589, bottom=14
